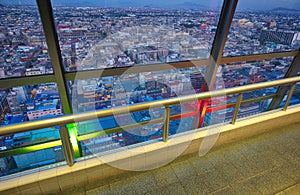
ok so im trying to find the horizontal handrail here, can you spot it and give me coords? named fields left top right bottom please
left=0, top=76, right=299, bottom=137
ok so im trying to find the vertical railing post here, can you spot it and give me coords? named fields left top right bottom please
left=59, top=125, right=75, bottom=166
left=163, top=106, right=170, bottom=142
left=232, top=93, right=243, bottom=125
left=283, top=83, right=296, bottom=111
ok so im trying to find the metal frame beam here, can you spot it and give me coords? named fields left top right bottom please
left=36, top=0, right=72, bottom=114
left=0, top=75, right=55, bottom=88
left=64, top=59, right=211, bottom=81
left=206, top=0, right=238, bottom=88
left=63, top=50, right=299, bottom=82
left=193, top=0, right=238, bottom=128
left=36, top=0, right=80, bottom=158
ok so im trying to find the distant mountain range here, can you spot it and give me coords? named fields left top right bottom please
left=0, top=1, right=299, bottom=12
left=171, top=2, right=208, bottom=9
left=50, top=1, right=217, bottom=10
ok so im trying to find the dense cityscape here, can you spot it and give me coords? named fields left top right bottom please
left=0, top=4, right=299, bottom=175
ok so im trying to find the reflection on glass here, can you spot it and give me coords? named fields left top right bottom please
left=70, top=67, right=205, bottom=156
left=237, top=102, right=266, bottom=118
left=204, top=99, right=271, bottom=126
left=79, top=116, right=195, bottom=157
left=290, top=80, right=300, bottom=105
left=239, top=87, right=278, bottom=100
left=78, top=114, right=165, bottom=157
left=0, top=5, right=53, bottom=79
left=1, top=127, right=60, bottom=151
left=203, top=107, right=232, bottom=125
left=70, top=67, right=206, bottom=113
left=0, top=146, right=64, bottom=177
left=52, top=3, right=221, bottom=71
left=224, top=4, right=300, bottom=56
left=81, top=134, right=122, bottom=156
left=0, top=82, right=63, bottom=177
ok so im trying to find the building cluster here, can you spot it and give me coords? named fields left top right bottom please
left=224, top=11, right=300, bottom=56
left=0, top=6, right=53, bottom=79
left=221, top=58, right=293, bottom=88
left=53, top=7, right=217, bottom=70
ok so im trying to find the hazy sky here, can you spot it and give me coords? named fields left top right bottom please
left=1, top=0, right=300, bottom=10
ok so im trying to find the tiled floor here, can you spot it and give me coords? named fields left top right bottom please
left=60, top=122, right=300, bottom=195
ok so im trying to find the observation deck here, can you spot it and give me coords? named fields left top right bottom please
left=0, top=0, right=299, bottom=194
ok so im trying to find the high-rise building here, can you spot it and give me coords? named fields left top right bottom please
left=190, top=71, right=206, bottom=91
left=260, top=30, right=296, bottom=45
left=0, top=91, right=8, bottom=122
left=70, top=43, right=77, bottom=71
left=6, top=91, right=21, bottom=116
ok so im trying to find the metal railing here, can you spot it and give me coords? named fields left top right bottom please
left=0, top=76, right=299, bottom=167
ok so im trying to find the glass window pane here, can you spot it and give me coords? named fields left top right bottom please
left=52, top=1, right=222, bottom=71
left=0, top=5, right=53, bottom=79
left=69, top=67, right=206, bottom=113
left=0, top=146, right=65, bottom=177
left=223, top=2, right=300, bottom=57
left=1, top=126, right=61, bottom=149
left=280, top=83, right=300, bottom=108
left=81, top=134, right=122, bottom=156
left=0, top=82, right=64, bottom=177
left=79, top=115, right=196, bottom=157
left=204, top=98, right=274, bottom=126
left=0, top=84, right=65, bottom=177
left=204, top=107, right=232, bottom=125
left=289, top=76, right=300, bottom=106
left=237, top=101, right=265, bottom=118
left=68, top=65, right=207, bottom=155
left=220, top=57, right=294, bottom=89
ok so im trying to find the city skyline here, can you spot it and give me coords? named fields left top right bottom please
left=0, top=0, right=300, bottom=10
